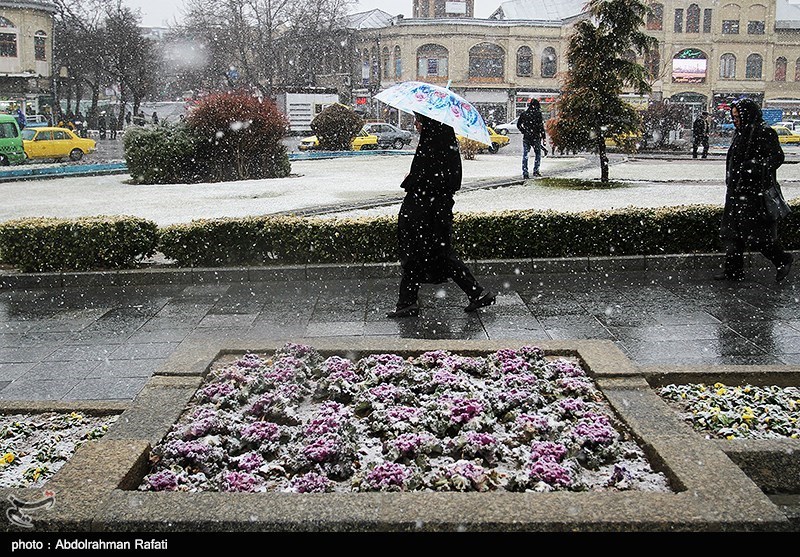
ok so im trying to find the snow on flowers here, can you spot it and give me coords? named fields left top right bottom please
left=139, top=343, right=671, bottom=494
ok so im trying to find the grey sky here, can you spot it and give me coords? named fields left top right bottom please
left=125, top=0, right=498, bottom=28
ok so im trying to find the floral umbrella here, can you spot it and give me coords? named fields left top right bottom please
left=374, top=81, right=491, bottom=146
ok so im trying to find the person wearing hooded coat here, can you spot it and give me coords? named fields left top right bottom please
left=517, top=98, right=546, bottom=178
left=716, top=98, right=793, bottom=283
left=386, top=113, right=496, bottom=318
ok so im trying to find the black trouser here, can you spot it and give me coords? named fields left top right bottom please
left=398, top=255, right=483, bottom=307
left=722, top=220, right=791, bottom=278
left=693, top=137, right=708, bottom=158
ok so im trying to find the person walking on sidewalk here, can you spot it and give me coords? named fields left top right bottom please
left=692, top=111, right=710, bottom=159
left=387, top=112, right=496, bottom=318
left=715, top=98, right=793, bottom=283
left=517, top=98, right=547, bottom=178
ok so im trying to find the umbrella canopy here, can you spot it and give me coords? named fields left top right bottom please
left=375, top=81, right=491, bottom=146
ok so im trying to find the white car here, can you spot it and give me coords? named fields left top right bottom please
left=494, top=117, right=520, bottom=135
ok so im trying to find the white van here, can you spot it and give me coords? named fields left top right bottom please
left=775, top=121, right=796, bottom=131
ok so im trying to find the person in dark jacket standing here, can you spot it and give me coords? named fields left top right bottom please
left=517, top=98, right=546, bottom=178
left=692, top=111, right=710, bottom=158
left=716, top=98, right=793, bottom=283
left=386, top=112, right=496, bottom=318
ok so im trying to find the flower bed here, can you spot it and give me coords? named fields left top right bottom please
left=657, top=383, right=800, bottom=440
left=139, top=343, right=671, bottom=494
left=0, top=412, right=119, bottom=488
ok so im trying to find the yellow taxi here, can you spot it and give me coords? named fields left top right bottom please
left=772, top=125, right=800, bottom=145
left=457, top=127, right=510, bottom=153
left=298, top=129, right=379, bottom=151
left=21, top=126, right=96, bottom=162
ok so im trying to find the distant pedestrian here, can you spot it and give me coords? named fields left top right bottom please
left=108, top=109, right=117, bottom=139
left=152, top=111, right=159, bottom=125
left=98, top=112, right=107, bottom=139
left=386, top=112, right=496, bottom=318
left=133, top=111, right=146, bottom=126
left=692, top=111, right=710, bottom=159
left=125, top=111, right=132, bottom=126
left=517, top=98, right=546, bottom=178
left=715, top=98, right=793, bottom=283
left=14, top=107, right=25, bottom=129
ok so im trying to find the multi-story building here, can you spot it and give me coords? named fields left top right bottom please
left=0, top=0, right=55, bottom=118
left=353, top=0, right=800, bottom=128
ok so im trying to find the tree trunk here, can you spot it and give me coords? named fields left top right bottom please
left=599, top=140, right=609, bottom=183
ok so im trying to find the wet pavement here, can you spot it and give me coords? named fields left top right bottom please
left=0, top=254, right=798, bottom=402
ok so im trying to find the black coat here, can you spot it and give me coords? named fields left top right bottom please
left=397, top=115, right=462, bottom=284
left=693, top=117, right=709, bottom=141
left=517, top=106, right=545, bottom=143
left=722, top=99, right=785, bottom=245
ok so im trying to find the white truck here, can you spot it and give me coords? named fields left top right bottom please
left=274, top=89, right=340, bottom=134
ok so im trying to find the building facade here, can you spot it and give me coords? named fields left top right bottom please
left=353, top=1, right=800, bottom=128
left=0, top=0, right=55, bottom=118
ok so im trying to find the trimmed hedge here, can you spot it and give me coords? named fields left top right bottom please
left=2, top=202, right=798, bottom=272
left=0, top=216, right=159, bottom=272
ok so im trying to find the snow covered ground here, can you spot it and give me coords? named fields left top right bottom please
left=2, top=151, right=799, bottom=226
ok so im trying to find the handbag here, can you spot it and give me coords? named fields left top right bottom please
left=762, top=178, right=792, bottom=221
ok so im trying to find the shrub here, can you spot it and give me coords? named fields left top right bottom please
left=458, top=138, right=481, bottom=160
left=124, top=123, right=207, bottom=185
left=188, top=90, right=291, bottom=181
left=311, top=104, right=364, bottom=151
left=0, top=216, right=158, bottom=272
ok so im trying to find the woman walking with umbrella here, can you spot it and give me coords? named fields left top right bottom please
left=386, top=112, right=496, bottom=318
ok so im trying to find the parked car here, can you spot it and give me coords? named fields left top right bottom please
left=298, top=129, right=379, bottom=151
left=457, top=127, right=511, bottom=154
left=0, top=113, right=27, bottom=166
left=361, top=122, right=412, bottom=149
left=772, top=125, right=800, bottom=144
left=494, top=117, right=520, bottom=135
left=20, top=126, right=97, bottom=162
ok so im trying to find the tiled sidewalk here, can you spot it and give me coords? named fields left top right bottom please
left=1, top=253, right=798, bottom=402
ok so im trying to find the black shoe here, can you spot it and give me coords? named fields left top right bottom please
left=464, top=291, right=496, bottom=313
left=713, top=272, right=744, bottom=282
left=776, top=254, right=793, bottom=283
left=522, top=174, right=529, bottom=179
left=386, top=303, right=419, bottom=318
left=533, top=171, right=542, bottom=177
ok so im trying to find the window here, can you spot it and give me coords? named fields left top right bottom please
left=541, top=47, right=557, bottom=78
left=645, top=50, right=661, bottom=80
left=703, top=9, right=712, bottom=32
left=0, top=32, right=16, bottom=57
left=796, top=57, right=800, bottom=81
left=394, top=46, right=402, bottom=79
left=720, top=53, right=736, bottom=79
left=417, top=44, right=448, bottom=79
left=746, top=54, right=763, bottom=79
left=516, top=46, right=532, bottom=77
left=52, top=130, right=68, bottom=140
left=469, top=42, right=504, bottom=80
left=34, top=131, right=52, bottom=141
left=382, top=47, right=390, bottom=79
left=747, top=20, right=765, bottom=35
left=647, top=3, right=663, bottom=30
left=722, top=20, right=739, bottom=34
left=34, top=31, right=46, bottom=61
left=686, top=4, right=700, bottom=33
left=0, top=122, right=17, bottom=139
left=775, top=57, right=787, bottom=82
left=674, top=9, right=683, bottom=32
